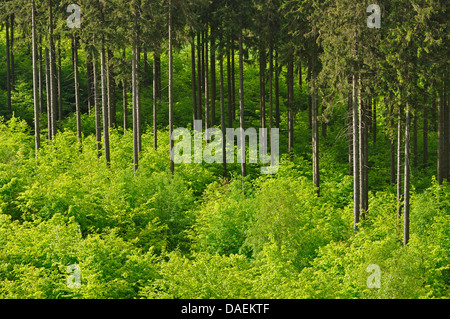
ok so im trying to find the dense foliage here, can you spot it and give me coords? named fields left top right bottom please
left=0, top=115, right=448, bottom=298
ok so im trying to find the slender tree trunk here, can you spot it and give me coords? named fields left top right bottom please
left=32, top=0, right=40, bottom=158
left=197, top=33, right=202, bottom=121
left=122, top=49, right=128, bottom=134
left=191, top=37, right=197, bottom=123
left=73, top=35, right=81, bottom=144
left=269, top=41, right=273, bottom=153
left=352, top=73, right=360, bottom=232
left=312, top=46, right=320, bottom=196
left=38, top=39, right=44, bottom=114
left=275, top=49, right=280, bottom=128
left=397, top=102, right=403, bottom=229
left=413, top=110, right=418, bottom=168
left=227, top=40, right=232, bottom=128
left=232, top=43, right=236, bottom=121
left=204, top=28, right=209, bottom=134
left=307, top=61, right=312, bottom=131
left=444, top=80, right=450, bottom=182
left=210, top=26, right=216, bottom=127
left=260, top=43, right=266, bottom=131
left=404, top=98, right=411, bottom=246
left=437, top=87, right=444, bottom=185
left=168, top=0, right=174, bottom=174
left=219, top=37, right=227, bottom=177
left=132, top=6, right=139, bottom=171
left=100, top=40, right=110, bottom=167
left=348, top=89, right=353, bottom=176
left=45, top=48, right=51, bottom=139
left=93, top=48, right=102, bottom=159
left=48, top=1, right=56, bottom=138
left=238, top=30, right=246, bottom=190
left=136, top=45, right=141, bottom=154
left=10, top=14, right=15, bottom=91
left=6, top=19, right=12, bottom=115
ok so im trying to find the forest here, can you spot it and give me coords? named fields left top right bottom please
left=0, top=0, right=448, bottom=299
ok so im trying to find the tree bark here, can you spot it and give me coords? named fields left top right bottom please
left=191, top=37, right=197, bottom=123
left=38, top=39, right=44, bottom=114
left=275, top=49, right=280, bottom=129
left=168, top=0, right=174, bottom=174
left=312, top=45, right=320, bottom=196
left=32, top=0, right=40, bottom=158
left=423, top=95, right=428, bottom=168
left=397, top=101, right=403, bottom=229
left=73, top=35, right=81, bottom=144
left=210, top=26, right=216, bottom=127
left=45, top=48, right=51, bottom=140
left=219, top=37, right=227, bottom=177
left=100, top=39, right=110, bottom=167
left=438, top=87, right=444, bottom=184
left=204, top=28, right=209, bottom=134
left=352, top=73, right=360, bottom=232
left=227, top=39, right=232, bottom=128
left=5, top=19, right=12, bottom=115
left=122, top=49, right=128, bottom=134
left=238, top=30, right=246, bottom=191
left=404, top=98, right=411, bottom=246
left=197, top=33, right=202, bottom=121
left=57, top=42, right=62, bottom=123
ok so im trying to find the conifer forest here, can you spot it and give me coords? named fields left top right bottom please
left=0, top=0, right=448, bottom=300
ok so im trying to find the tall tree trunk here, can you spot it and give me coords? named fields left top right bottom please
left=275, top=49, right=280, bottom=128
left=48, top=1, right=56, bottom=139
left=210, top=26, right=216, bottom=127
left=307, top=61, right=312, bottom=131
left=219, top=36, right=227, bottom=177
left=444, top=80, right=450, bottom=182
left=437, top=87, right=444, bottom=185
left=92, top=47, right=101, bottom=159
left=122, top=49, right=128, bottom=134
left=348, top=89, right=353, bottom=176
left=397, top=102, right=403, bottom=229
left=73, top=35, right=81, bottom=144
left=238, top=30, right=246, bottom=191
left=100, top=40, right=110, bottom=167
left=38, top=39, right=44, bottom=114
left=404, top=98, right=411, bottom=246
left=5, top=19, right=12, bottom=115
left=227, top=40, right=232, bottom=128
left=231, top=43, right=236, bottom=121
left=191, top=37, right=197, bottom=123
left=269, top=41, right=273, bottom=154
left=168, top=0, right=174, bottom=174
left=45, top=48, right=51, bottom=139
left=10, top=14, right=15, bottom=91
left=197, top=33, right=202, bottom=121
left=352, top=73, right=360, bottom=232
left=204, top=28, right=209, bottom=134
left=32, top=0, right=40, bottom=158
left=132, top=4, right=139, bottom=171
left=312, top=47, right=320, bottom=196
left=260, top=43, right=266, bottom=131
